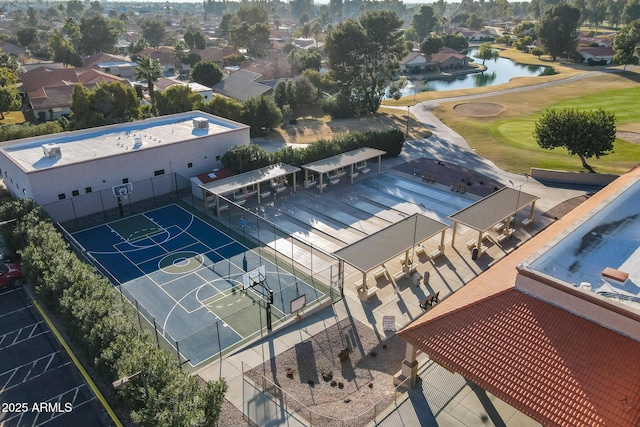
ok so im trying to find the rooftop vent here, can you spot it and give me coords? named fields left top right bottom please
left=132, top=136, right=143, bottom=149
left=193, top=117, right=209, bottom=129
left=42, top=143, right=61, bottom=158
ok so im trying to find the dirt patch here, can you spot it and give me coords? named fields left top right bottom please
left=543, top=194, right=592, bottom=220
left=262, top=106, right=428, bottom=144
left=453, top=102, right=505, bottom=117
left=245, top=318, right=405, bottom=425
left=393, top=158, right=503, bottom=197
left=617, top=131, right=640, bottom=145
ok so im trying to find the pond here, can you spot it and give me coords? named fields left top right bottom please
left=397, top=49, right=551, bottom=97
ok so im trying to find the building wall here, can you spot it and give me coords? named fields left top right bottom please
left=515, top=272, right=640, bottom=341
left=0, top=113, right=249, bottom=207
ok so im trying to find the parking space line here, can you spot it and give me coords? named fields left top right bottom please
left=33, top=300, right=122, bottom=427
left=0, top=321, right=49, bottom=348
left=1, top=354, right=72, bottom=393
left=0, top=305, right=33, bottom=318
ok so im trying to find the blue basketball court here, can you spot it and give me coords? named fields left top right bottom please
left=72, top=204, right=325, bottom=366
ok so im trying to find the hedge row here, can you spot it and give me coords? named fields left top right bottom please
left=0, top=199, right=226, bottom=426
left=222, top=128, right=405, bottom=173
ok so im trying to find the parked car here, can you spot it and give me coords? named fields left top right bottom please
left=0, top=261, right=24, bottom=290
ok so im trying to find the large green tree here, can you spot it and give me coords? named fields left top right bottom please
left=325, top=10, right=405, bottom=115
left=241, top=96, right=282, bottom=137
left=190, top=61, right=223, bottom=87
left=48, top=29, right=82, bottom=66
left=476, top=42, right=499, bottom=65
left=135, top=55, right=163, bottom=116
left=139, top=18, right=166, bottom=48
left=70, top=83, right=141, bottom=129
left=613, top=20, right=640, bottom=69
left=623, top=0, right=640, bottom=24
left=533, top=108, right=616, bottom=171
left=537, top=2, right=581, bottom=61
left=79, top=15, right=119, bottom=55
left=155, top=85, right=202, bottom=115
left=0, top=85, right=21, bottom=120
left=411, top=5, right=437, bottom=42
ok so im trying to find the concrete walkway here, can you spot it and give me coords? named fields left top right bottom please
left=196, top=79, right=602, bottom=425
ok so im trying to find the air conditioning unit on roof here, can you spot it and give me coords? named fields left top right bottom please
left=42, top=143, right=61, bottom=158
left=193, top=117, right=209, bottom=129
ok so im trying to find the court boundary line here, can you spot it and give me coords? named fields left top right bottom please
left=75, top=203, right=324, bottom=365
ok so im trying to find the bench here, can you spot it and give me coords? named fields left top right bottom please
left=245, top=190, right=258, bottom=198
left=210, top=203, right=228, bottom=212
left=350, top=172, right=359, bottom=178
left=420, top=292, right=440, bottom=310
left=260, top=191, right=271, bottom=199
left=364, top=286, right=378, bottom=299
left=493, top=222, right=505, bottom=233
left=393, top=270, right=406, bottom=281
left=373, top=267, right=387, bottom=279
left=305, top=180, right=317, bottom=189
left=274, top=186, right=287, bottom=193
left=404, top=263, right=417, bottom=274
left=521, top=217, right=533, bottom=227
left=466, top=239, right=477, bottom=251
left=336, top=171, right=346, bottom=178
left=430, top=248, right=443, bottom=259
left=415, top=245, right=426, bottom=256
left=330, top=179, right=340, bottom=185
left=399, top=256, right=412, bottom=266
left=235, top=199, right=246, bottom=206
left=317, top=183, right=327, bottom=190
left=496, top=233, right=508, bottom=244
left=355, top=279, right=365, bottom=292
left=361, top=168, right=370, bottom=174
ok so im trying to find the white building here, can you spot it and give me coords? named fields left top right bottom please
left=0, top=111, right=249, bottom=216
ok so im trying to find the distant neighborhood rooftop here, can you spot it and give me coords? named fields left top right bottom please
left=2, top=112, right=246, bottom=173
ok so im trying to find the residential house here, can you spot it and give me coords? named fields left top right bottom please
left=400, top=51, right=431, bottom=73
left=398, top=166, right=640, bottom=427
left=461, top=30, right=495, bottom=42
left=577, top=46, right=615, bottom=65
left=19, top=66, right=128, bottom=122
left=430, top=49, right=470, bottom=71
left=0, top=41, right=25, bottom=56
left=84, top=53, right=137, bottom=79
left=137, top=47, right=179, bottom=76
left=155, top=77, right=214, bottom=101
left=212, top=69, right=272, bottom=101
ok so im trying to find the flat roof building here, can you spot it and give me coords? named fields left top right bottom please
left=0, top=111, right=249, bottom=223
left=398, top=166, right=640, bottom=426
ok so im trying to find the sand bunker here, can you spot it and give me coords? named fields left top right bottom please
left=453, top=102, right=505, bottom=117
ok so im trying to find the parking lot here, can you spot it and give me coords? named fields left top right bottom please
left=0, top=287, right=113, bottom=427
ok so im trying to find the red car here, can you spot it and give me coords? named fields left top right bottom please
left=0, top=261, right=25, bottom=290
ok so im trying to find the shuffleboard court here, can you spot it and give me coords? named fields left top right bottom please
left=72, top=204, right=326, bottom=366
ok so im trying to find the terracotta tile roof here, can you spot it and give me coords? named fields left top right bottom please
left=398, top=166, right=640, bottom=427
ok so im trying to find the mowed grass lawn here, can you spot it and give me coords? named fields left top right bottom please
left=434, top=70, right=640, bottom=175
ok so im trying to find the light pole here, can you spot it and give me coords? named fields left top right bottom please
left=406, top=105, right=410, bottom=137
left=508, top=173, right=529, bottom=237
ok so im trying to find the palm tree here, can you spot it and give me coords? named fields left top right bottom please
left=134, top=55, right=163, bottom=115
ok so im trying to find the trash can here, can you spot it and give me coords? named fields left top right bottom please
left=472, top=247, right=479, bottom=260
left=423, top=271, right=430, bottom=285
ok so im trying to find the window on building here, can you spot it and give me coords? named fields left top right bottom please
left=85, top=187, right=92, bottom=193
left=122, top=178, right=129, bottom=184
left=188, top=162, right=193, bottom=168
left=72, top=190, right=80, bottom=197
left=58, top=193, right=66, bottom=200
left=216, top=155, right=221, bottom=161
left=154, top=169, right=165, bottom=176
